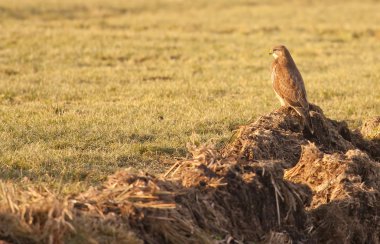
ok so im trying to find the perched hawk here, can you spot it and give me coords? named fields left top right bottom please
left=270, top=45, right=313, bottom=133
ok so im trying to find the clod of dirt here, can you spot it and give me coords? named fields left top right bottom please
left=361, top=116, right=380, bottom=140
left=351, top=117, right=380, bottom=161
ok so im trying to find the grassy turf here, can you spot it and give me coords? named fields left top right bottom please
left=0, top=0, right=379, bottom=193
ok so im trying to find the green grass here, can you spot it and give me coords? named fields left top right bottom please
left=0, top=0, right=379, bottom=193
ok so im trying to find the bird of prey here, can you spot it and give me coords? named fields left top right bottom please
left=270, top=45, right=314, bottom=133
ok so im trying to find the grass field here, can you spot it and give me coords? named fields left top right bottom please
left=0, top=0, right=379, bottom=193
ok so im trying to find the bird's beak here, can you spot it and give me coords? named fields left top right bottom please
left=269, top=49, right=273, bottom=55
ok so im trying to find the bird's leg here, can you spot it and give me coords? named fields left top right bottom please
left=274, top=94, right=289, bottom=112
left=275, top=93, right=287, bottom=106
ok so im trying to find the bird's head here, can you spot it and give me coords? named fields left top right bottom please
left=269, top=45, right=288, bottom=59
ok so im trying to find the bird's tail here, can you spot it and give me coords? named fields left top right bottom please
left=293, top=107, right=314, bottom=134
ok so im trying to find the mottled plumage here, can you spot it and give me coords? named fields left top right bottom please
left=270, top=45, right=313, bottom=133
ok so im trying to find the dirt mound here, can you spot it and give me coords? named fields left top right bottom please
left=0, top=105, right=379, bottom=243
left=286, top=145, right=380, bottom=243
left=222, top=105, right=357, bottom=166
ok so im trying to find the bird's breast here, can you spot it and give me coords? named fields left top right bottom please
left=271, top=64, right=277, bottom=84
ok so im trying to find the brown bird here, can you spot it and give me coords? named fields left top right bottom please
left=270, top=45, right=313, bottom=133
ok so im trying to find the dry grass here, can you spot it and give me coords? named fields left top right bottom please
left=0, top=0, right=379, bottom=193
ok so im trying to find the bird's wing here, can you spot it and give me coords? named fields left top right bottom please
left=277, top=68, right=309, bottom=109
